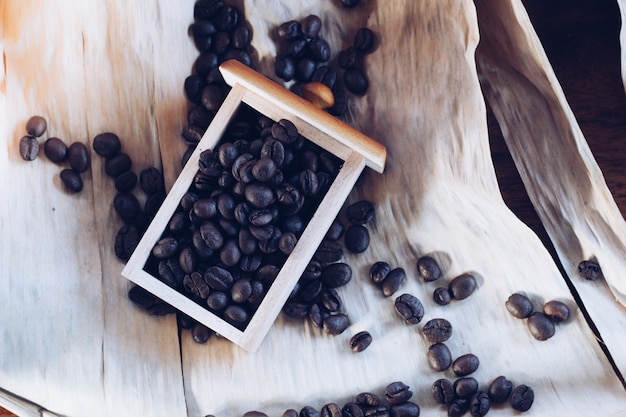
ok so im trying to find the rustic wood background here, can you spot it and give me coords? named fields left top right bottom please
left=2, top=0, right=625, bottom=416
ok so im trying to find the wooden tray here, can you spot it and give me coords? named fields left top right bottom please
left=1, top=0, right=625, bottom=416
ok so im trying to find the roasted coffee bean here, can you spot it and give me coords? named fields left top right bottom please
left=325, top=218, right=345, bottom=241
left=19, top=136, right=39, bottom=161
left=422, top=318, right=452, bottom=343
left=139, top=167, right=165, bottom=195
left=470, top=391, right=490, bottom=417
left=272, top=119, right=298, bottom=143
left=158, top=257, right=185, bottom=288
left=201, top=84, right=225, bottom=112
left=231, top=24, right=251, bottom=49
left=394, top=293, right=424, bottom=324
left=385, top=381, right=413, bottom=405
left=275, top=55, right=296, bottom=81
left=239, top=253, right=262, bottom=272
left=370, top=261, right=391, bottom=284
left=128, top=284, right=158, bottom=308
left=389, top=401, right=419, bottom=417
left=114, top=192, right=140, bottom=224
left=243, top=412, right=268, bottom=417
left=338, top=47, right=358, bottom=69
left=350, top=330, right=372, bottom=352
left=204, top=266, right=234, bottom=291
left=177, top=312, right=196, bottom=329
left=427, top=342, right=452, bottom=371
left=26, top=115, right=47, bottom=137
left=452, top=353, right=480, bottom=376
left=433, top=287, right=451, bottom=306
left=285, top=36, right=308, bottom=59
left=178, top=246, right=196, bottom=274
left=301, top=14, right=322, bottom=38
left=527, top=312, right=555, bottom=341
left=578, top=260, right=602, bottom=281
left=44, top=137, right=68, bottom=163
left=105, top=153, right=133, bottom=177
left=207, top=291, right=228, bottom=311
left=200, top=221, right=224, bottom=250
left=298, top=169, right=319, bottom=196
left=231, top=278, right=253, bottom=303
left=184, top=74, right=206, bottom=101
left=381, top=268, right=406, bottom=297
left=214, top=4, right=239, bottom=31
left=219, top=238, right=241, bottom=266
left=60, top=169, right=83, bottom=193
left=341, top=0, right=360, bottom=7
left=224, top=304, right=248, bottom=328
left=344, top=67, right=369, bottom=95
left=448, top=397, right=470, bottom=417
left=454, top=377, right=479, bottom=398
left=510, top=384, right=534, bottom=412
left=300, top=405, right=320, bottom=417
left=144, top=192, right=165, bottom=217
left=322, top=313, right=350, bottom=335
left=251, top=157, right=277, bottom=182
left=115, top=171, right=138, bottom=193
left=68, top=142, right=90, bottom=173
left=282, top=301, right=309, bottom=318
left=115, top=224, right=140, bottom=261
left=308, top=303, right=324, bottom=328
left=93, top=132, right=122, bottom=157
left=217, top=193, right=236, bottom=219
left=182, top=124, right=204, bottom=145
left=346, top=200, right=375, bottom=225
left=245, top=183, right=275, bottom=208
left=488, top=376, right=513, bottom=403
left=320, top=262, right=352, bottom=288
left=354, top=28, right=375, bottom=54
left=148, top=302, right=176, bottom=316
left=308, top=36, right=331, bottom=62
left=191, top=323, right=212, bottom=344
left=432, top=378, right=455, bottom=405
left=278, top=231, right=298, bottom=254
left=211, top=32, right=230, bottom=56
left=448, top=273, right=477, bottom=300
left=341, top=403, right=363, bottom=417
left=543, top=300, right=570, bottom=322
left=328, top=87, right=348, bottom=116
left=505, top=293, right=534, bottom=319
left=344, top=224, right=370, bottom=253
left=225, top=50, right=253, bottom=69
left=320, top=403, right=342, bottom=417
left=298, top=280, right=323, bottom=303
left=320, top=287, right=342, bottom=312
left=416, top=256, right=442, bottom=282
left=356, top=392, right=380, bottom=407
left=295, top=57, right=317, bottom=82
left=313, top=239, right=343, bottom=263
left=194, top=198, right=218, bottom=219
left=183, top=271, right=210, bottom=299
left=194, top=0, right=223, bottom=20
left=277, top=20, right=302, bottom=40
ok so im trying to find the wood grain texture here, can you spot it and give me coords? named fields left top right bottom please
left=2, top=1, right=626, bottom=416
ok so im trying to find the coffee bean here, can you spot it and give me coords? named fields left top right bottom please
left=510, top=384, right=534, bottom=412
left=394, top=293, right=424, bottom=324
left=158, top=257, right=185, bottom=288
left=282, top=409, right=299, bottom=417
left=370, top=261, right=391, bottom=284
left=448, top=397, right=470, bottom=417
left=105, top=153, right=132, bottom=177
left=328, top=87, right=348, bottom=116
left=344, top=67, right=369, bottom=95
left=191, top=323, right=213, bottom=344
left=19, top=136, right=39, bottom=161
left=350, top=330, right=372, bottom=352
left=178, top=246, right=196, bottom=274
left=295, top=57, right=317, bottom=82
left=344, top=224, right=369, bottom=253
left=505, top=293, right=533, bottom=319
left=26, top=115, right=47, bottom=137
left=93, top=132, right=121, bottom=157
left=432, top=379, right=455, bottom=405
left=341, top=403, right=363, bottom=417
left=60, top=169, right=83, bottom=193
left=470, top=391, right=490, bottom=417
left=277, top=20, right=301, bottom=40
left=448, top=273, right=477, bottom=300
left=454, top=377, right=479, bottom=398
left=114, top=192, right=140, bottom=224
left=43, top=137, right=68, bottom=163
left=527, top=312, right=555, bottom=341
left=243, top=412, right=268, bottom=417
left=543, top=300, right=570, bottom=322
left=114, top=171, right=137, bottom=192
left=224, top=304, right=249, bottom=328
left=128, top=284, right=158, bottom=308
left=301, top=15, right=322, bottom=38
left=423, top=318, right=452, bottom=343
left=452, top=353, right=479, bottom=376
left=144, top=192, right=165, bottom=217
left=115, top=224, right=140, bottom=261
left=346, top=200, right=375, bottom=224
left=139, top=167, right=165, bottom=195
left=416, top=256, right=442, bottom=282
left=68, top=142, right=90, bottom=173
left=322, top=313, right=350, bottom=335
left=385, top=381, right=413, bottom=405
left=390, top=401, right=420, bottom=417
left=488, top=376, right=513, bottom=403
left=244, top=183, right=275, bottom=208
left=148, top=302, right=176, bottom=316
left=275, top=55, right=296, bottom=81
left=338, top=47, right=358, bottom=69
left=308, top=36, right=331, bottom=62
left=427, top=342, right=452, bottom=371
left=152, top=237, right=178, bottom=259
left=206, top=291, right=228, bottom=311
left=433, top=287, right=451, bottom=305
left=231, top=24, right=251, bottom=49
left=313, top=239, right=343, bottom=263
left=381, top=267, right=406, bottom=297
left=341, top=0, right=360, bottom=7
left=204, top=266, right=234, bottom=291
left=354, top=28, right=375, bottom=54
left=183, top=271, right=210, bottom=299
left=320, top=287, right=342, bottom=312
left=355, top=392, right=380, bottom=407
left=219, top=238, right=241, bottom=266
left=194, top=0, right=224, bottom=20
left=578, top=260, right=602, bottom=281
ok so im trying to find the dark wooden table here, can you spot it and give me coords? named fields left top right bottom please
left=1, top=0, right=624, bottom=415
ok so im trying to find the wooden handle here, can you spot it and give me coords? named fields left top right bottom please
left=219, top=59, right=387, bottom=173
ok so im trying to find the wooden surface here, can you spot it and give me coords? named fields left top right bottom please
left=2, top=1, right=626, bottom=416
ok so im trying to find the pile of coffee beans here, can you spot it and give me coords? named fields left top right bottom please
left=18, top=115, right=92, bottom=193
left=505, top=292, right=571, bottom=341
left=233, top=381, right=420, bottom=417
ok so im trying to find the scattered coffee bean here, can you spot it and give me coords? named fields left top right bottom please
left=390, top=401, right=420, bottom=417
left=488, top=376, right=513, bottom=403
left=427, top=342, right=452, bottom=372
left=433, top=287, right=451, bottom=305
left=510, top=384, right=534, bottom=412
left=432, top=379, right=455, bottom=405
left=60, top=169, right=83, bottom=193
left=113, top=192, right=141, bottom=224
left=26, top=115, right=47, bottom=137
left=505, top=293, right=533, bottom=319
left=578, top=260, right=602, bottom=281
left=115, top=224, right=140, bottom=261
left=416, top=255, right=442, bottom=282
left=543, top=300, right=570, bottom=322
left=344, top=224, right=369, bottom=253
left=448, top=273, right=477, bottom=300
left=381, top=267, right=406, bottom=297
left=139, top=167, right=165, bottom=195
left=322, top=313, right=350, bottom=335
left=346, top=200, right=375, bottom=224
left=527, top=312, right=555, bottom=341
left=191, top=323, right=213, bottom=344
left=44, top=137, right=68, bottom=163
left=19, top=136, right=39, bottom=161
left=448, top=397, right=470, bottom=417
left=370, top=261, right=391, bottom=284
left=422, top=318, right=452, bottom=343
left=68, top=142, right=90, bottom=173
left=344, top=67, right=368, bottom=95
left=128, top=284, right=158, bottom=309
left=115, top=171, right=138, bottom=193
left=452, top=353, right=480, bottom=376
left=394, top=293, right=424, bottom=324
left=384, top=381, right=413, bottom=405
left=93, top=132, right=122, bottom=157
left=320, top=262, right=352, bottom=288
left=354, top=28, right=375, bottom=54
left=469, top=391, right=490, bottom=417
left=454, top=377, right=479, bottom=398
left=350, top=330, right=372, bottom=352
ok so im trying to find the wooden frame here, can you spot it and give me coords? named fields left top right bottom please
left=122, top=60, right=387, bottom=352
